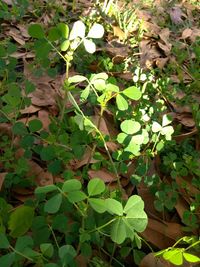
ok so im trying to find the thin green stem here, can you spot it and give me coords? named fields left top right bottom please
left=141, top=237, right=154, bottom=252
left=184, top=240, right=200, bottom=252
left=48, top=224, right=60, bottom=249
left=10, top=245, right=34, bottom=262
left=87, top=217, right=116, bottom=234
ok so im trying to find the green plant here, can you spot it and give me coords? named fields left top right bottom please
left=155, top=236, right=200, bottom=266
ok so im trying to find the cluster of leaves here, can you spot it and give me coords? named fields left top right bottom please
left=0, top=1, right=200, bottom=267
left=0, top=178, right=147, bottom=266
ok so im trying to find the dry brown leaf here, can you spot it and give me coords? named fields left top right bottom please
left=72, top=147, right=99, bottom=170
left=176, top=113, right=195, bottom=128
left=156, top=57, right=169, bottom=69
left=0, top=173, right=7, bottom=191
left=157, top=42, right=171, bottom=56
left=141, top=219, right=185, bottom=249
left=20, top=105, right=41, bottom=114
left=38, top=109, right=51, bottom=131
left=112, top=25, right=126, bottom=41
left=169, top=6, right=184, bottom=25
left=159, top=28, right=170, bottom=45
left=88, top=168, right=117, bottom=183
left=175, top=197, right=189, bottom=221
left=182, top=28, right=193, bottom=39
left=140, top=40, right=161, bottom=69
left=29, top=83, right=57, bottom=106
left=140, top=252, right=172, bottom=267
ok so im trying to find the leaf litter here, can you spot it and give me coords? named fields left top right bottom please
left=0, top=0, right=200, bottom=265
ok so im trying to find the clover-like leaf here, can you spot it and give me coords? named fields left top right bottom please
left=120, top=120, right=141, bottom=135
left=28, top=24, right=45, bottom=39
left=87, top=178, right=105, bottom=196
left=116, top=94, right=128, bottom=110
left=122, top=86, right=142, bottom=100
left=152, top=121, right=162, bottom=133
left=62, top=179, right=82, bottom=193
left=110, top=218, right=126, bottom=244
left=69, top=20, right=85, bottom=40
left=87, top=23, right=104, bottom=39
left=124, top=195, right=144, bottom=214
left=163, top=249, right=184, bottom=266
left=83, top=39, right=96, bottom=54
left=88, top=198, right=106, bottom=213
left=105, top=199, right=123, bottom=216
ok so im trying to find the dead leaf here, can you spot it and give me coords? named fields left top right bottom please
left=169, top=6, right=184, bottom=25
left=176, top=113, right=195, bottom=128
left=141, top=219, right=185, bottom=249
left=159, top=28, right=170, bottom=45
left=38, top=110, right=51, bottom=131
left=156, top=57, right=169, bottom=69
left=88, top=169, right=117, bottom=183
left=72, top=147, right=99, bottom=169
left=182, top=28, right=193, bottom=39
left=20, top=105, right=41, bottom=114
left=0, top=173, right=7, bottom=191
left=140, top=252, right=171, bottom=267
left=29, top=83, right=57, bottom=106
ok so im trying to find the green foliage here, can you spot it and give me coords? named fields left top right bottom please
left=1, top=4, right=200, bottom=267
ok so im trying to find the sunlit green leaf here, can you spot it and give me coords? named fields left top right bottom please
left=87, top=178, right=105, bottom=196
left=116, top=94, right=128, bottom=110
left=69, top=20, right=85, bottom=40
left=120, top=120, right=141, bottom=135
left=67, top=191, right=87, bottom=203
left=83, top=39, right=96, bottom=54
left=62, top=179, right=82, bottom=193
left=105, top=199, right=123, bottom=216
left=162, top=114, right=173, bottom=127
left=60, top=40, right=70, bottom=51
left=183, top=252, right=200, bottom=263
left=68, top=75, right=87, bottom=84
left=87, top=23, right=104, bottom=39
left=88, top=198, right=106, bottom=213
left=124, top=195, right=144, bottom=214
left=122, top=86, right=142, bottom=100
left=152, top=121, right=162, bottom=133
left=111, top=218, right=126, bottom=244
left=57, top=23, right=69, bottom=39
left=163, top=249, right=183, bottom=266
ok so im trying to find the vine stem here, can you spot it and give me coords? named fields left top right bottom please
left=67, top=91, right=122, bottom=192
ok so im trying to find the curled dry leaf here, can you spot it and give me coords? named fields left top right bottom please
left=29, top=83, right=57, bottom=106
left=156, top=57, right=169, bottom=69
left=182, top=28, right=193, bottom=39
left=88, top=168, right=117, bottom=183
left=169, top=6, right=184, bottom=25
left=0, top=173, right=7, bottom=191
left=140, top=252, right=171, bottom=267
left=141, top=218, right=185, bottom=249
left=38, top=109, right=51, bottom=131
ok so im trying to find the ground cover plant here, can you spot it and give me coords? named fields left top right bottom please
left=0, top=0, right=200, bottom=266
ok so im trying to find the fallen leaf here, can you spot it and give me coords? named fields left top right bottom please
left=88, top=168, right=117, bottom=183
left=141, top=219, right=185, bottom=249
left=182, top=28, right=193, bottom=39
left=38, top=109, right=51, bottom=131
left=169, top=6, right=184, bottom=25
left=0, top=173, right=7, bottom=191
left=156, top=57, right=169, bottom=69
